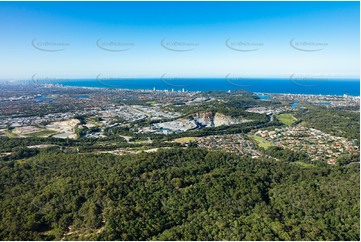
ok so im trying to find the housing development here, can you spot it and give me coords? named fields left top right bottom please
left=0, top=83, right=359, bottom=166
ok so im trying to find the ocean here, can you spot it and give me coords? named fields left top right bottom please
left=36, top=78, right=360, bottom=96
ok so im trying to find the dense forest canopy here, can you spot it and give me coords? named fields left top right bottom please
left=0, top=148, right=359, bottom=240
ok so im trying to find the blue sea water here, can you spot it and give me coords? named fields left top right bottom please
left=290, top=102, right=300, bottom=108
left=38, top=78, right=360, bottom=96
left=257, top=94, right=272, bottom=100
left=74, top=95, right=89, bottom=99
left=35, top=96, right=52, bottom=101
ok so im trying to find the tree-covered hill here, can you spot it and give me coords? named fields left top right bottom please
left=0, top=149, right=359, bottom=240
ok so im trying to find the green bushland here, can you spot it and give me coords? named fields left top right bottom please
left=0, top=148, right=359, bottom=240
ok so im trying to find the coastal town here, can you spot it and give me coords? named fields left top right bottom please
left=0, top=82, right=359, bottom=165
left=270, top=93, right=360, bottom=108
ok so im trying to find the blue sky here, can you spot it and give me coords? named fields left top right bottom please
left=0, top=1, right=359, bottom=80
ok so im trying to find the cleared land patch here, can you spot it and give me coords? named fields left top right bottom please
left=13, top=126, right=42, bottom=136
left=251, top=135, right=273, bottom=149
left=173, top=137, right=196, bottom=143
left=277, top=113, right=297, bottom=126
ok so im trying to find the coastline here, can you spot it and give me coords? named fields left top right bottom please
left=254, top=92, right=360, bottom=98
left=3, top=79, right=360, bottom=97
left=39, top=82, right=361, bottom=98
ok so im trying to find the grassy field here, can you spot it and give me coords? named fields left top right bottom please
left=292, top=161, right=317, bottom=168
left=86, top=118, right=103, bottom=127
left=173, top=137, right=196, bottom=144
left=4, top=131, right=18, bottom=138
left=251, top=135, right=273, bottom=149
left=146, top=101, right=159, bottom=106
left=277, top=113, right=297, bottom=126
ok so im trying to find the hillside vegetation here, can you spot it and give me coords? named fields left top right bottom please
left=0, top=149, right=359, bottom=240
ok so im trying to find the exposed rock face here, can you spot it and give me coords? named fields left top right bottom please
left=192, top=111, right=214, bottom=127
left=213, top=113, right=240, bottom=127
left=191, top=112, right=246, bottom=127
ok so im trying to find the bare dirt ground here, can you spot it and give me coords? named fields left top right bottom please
left=46, top=119, right=80, bottom=133
left=12, top=126, right=42, bottom=135
left=46, top=119, right=80, bottom=139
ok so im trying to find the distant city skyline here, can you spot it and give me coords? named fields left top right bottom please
left=0, top=1, right=359, bottom=80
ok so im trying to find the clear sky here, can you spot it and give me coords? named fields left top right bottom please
left=0, top=1, right=359, bottom=80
